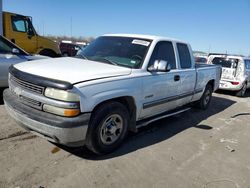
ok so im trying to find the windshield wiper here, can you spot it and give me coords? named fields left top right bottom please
left=75, top=53, right=88, bottom=60
left=97, top=57, right=118, bottom=66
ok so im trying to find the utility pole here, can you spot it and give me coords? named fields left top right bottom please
left=70, top=17, right=72, bottom=39
left=42, top=21, right=45, bottom=36
left=0, top=0, right=3, bottom=35
left=208, top=45, right=211, bottom=54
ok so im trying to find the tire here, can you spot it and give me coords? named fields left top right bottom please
left=236, top=82, right=247, bottom=97
left=0, top=88, right=3, bottom=104
left=39, top=49, right=58, bottom=57
left=196, top=84, right=213, bottom=110
left=86, top=101, right=129, bottom=155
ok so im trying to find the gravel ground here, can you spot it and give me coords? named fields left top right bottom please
left=0, top=91, right=250, bottom=188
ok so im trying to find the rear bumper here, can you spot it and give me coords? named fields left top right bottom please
left=3, top=89, right=91, bottom=147
left=219, top=80, right=244, bottom=91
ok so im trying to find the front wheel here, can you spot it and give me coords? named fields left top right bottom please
left=86, top=101, right=129, bottom=155
left=196, top=84, right=213, bottom=110
left=236, top=82, right=247, bottom=97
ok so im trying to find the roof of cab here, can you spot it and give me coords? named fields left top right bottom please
left=208, top=53, right=250, bottom=61
left=3, top=11, right=27, bottom=17
left=103, top=33, right=187, bottom=44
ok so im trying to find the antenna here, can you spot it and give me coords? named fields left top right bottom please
left=42, top=21, right=45, bottom=36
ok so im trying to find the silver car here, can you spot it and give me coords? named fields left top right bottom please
left=0, top=35, right=49, bottom=88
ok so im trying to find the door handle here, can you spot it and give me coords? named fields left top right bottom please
left=174, top=75, right=180, bottom=81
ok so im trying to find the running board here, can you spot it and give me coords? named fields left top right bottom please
left=136, top=107, right=191, bottom=129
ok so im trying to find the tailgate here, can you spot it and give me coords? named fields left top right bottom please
left=221, top=67, right=236, bottom=80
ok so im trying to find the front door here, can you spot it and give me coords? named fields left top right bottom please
left=9, top=15, right=37, bottom=54
left=140, top=41, right=181, bottom=119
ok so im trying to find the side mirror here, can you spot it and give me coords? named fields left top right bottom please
left=27, top=29, right=35, bottom=39
left=148, top=60, right=171, bottom=72
left=12, top=48, right=20, bottom=54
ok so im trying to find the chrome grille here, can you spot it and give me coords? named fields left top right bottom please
left=19, top=95, right=42, bottom=110
left=10, top=75, right=45, bottom=95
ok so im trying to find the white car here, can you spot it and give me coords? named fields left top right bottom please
left=207, top=54, right=250, bottom=97
left=0, top=35, right=49, bottom=88
left=4, top=34, right=221, bottom=154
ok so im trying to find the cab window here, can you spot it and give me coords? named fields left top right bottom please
left=177, top=43, right=192, bottom=69
left=11, top=16, right=35, bottom=36
left=0, top=37, right=13, bottom=54
left=148, top=41, right=176, bottom=69
left=11, top=16, right=27, bottom=32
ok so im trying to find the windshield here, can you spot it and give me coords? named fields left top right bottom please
left=76, top=36, right=152, bottom=68
left=0, top=36, right=28, bottom=55
left=212, top=57, right=239, bottom=68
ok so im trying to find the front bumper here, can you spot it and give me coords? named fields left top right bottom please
left=3, top=89, right=91, bottom=147
left=219, top=80, right=243, bottom=91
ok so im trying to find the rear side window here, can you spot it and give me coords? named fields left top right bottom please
left=0, top=36, right=27, bottom=55
left=245, top=60, right=250, bottom=69
left=177, top=43, right=192, bottom=69
left=0, top=37, right=13, bottom=54
left=212, top=57, right=238, bottom=68
left=149, top=41, right=176, bottom=69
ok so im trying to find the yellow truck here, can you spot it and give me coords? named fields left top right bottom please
left=2, top=11, right=61, bottom=57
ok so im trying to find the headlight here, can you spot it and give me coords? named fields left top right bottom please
left=45, top=87, right=80, bottom=102
left=43, top=104, right=80, bottom=117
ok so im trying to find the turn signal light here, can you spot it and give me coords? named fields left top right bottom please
left=63, top=109, right=80, bottom=117
left=43, top=104, right=80, bottom=117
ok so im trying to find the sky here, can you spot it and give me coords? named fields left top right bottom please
left=3, top=0, right=250, bottom=55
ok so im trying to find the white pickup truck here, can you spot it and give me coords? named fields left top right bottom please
left=3, top=34, right=221, bottom=154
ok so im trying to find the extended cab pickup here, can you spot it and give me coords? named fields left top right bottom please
left=3, top=34, right=221, bottom=154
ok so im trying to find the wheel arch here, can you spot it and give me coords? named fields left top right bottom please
left=207, top=79, right=215, bottom=91
left=91, top=96, right=137, bottom=132
left=38, top=48, right=59, bottom=57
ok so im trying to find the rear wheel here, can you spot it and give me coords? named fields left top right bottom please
left=0, top=88, right=3, bottom=104
left=196, top=84, right=213, bottom=110
left=236, top=82, right=247, bottom=97
left=86, top=101, right=129, bottom=155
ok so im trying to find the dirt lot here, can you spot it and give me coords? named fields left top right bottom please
left=0, top=91, right=250, bottom=188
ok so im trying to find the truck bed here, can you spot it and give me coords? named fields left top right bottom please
left=195, top=63, right=216, bottom=68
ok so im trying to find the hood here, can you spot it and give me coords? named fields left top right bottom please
left=14, top=57, right=132, bottom=84
left=24, top=54, right=50, bottom=61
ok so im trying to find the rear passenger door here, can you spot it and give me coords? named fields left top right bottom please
left=176, top=43, right=196, bottom=106
left=140, top=41, right=181, bottom=119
